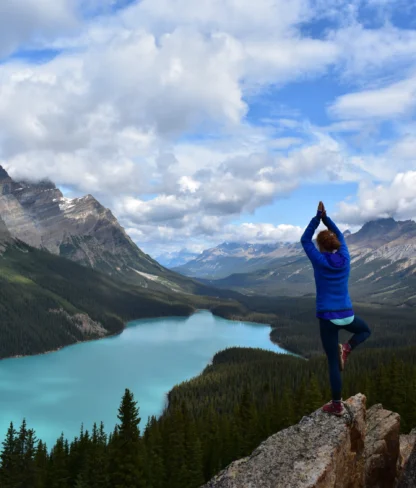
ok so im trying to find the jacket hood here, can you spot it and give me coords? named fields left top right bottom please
left=323, top=251, right=347, bottom=268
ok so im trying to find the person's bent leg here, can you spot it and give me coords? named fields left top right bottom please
left=319, top=319, right=342, bottom=401
left=343, top=315, right=371, bottom=350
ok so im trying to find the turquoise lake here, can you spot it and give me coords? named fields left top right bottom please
left=0, top=310, right=288, bottom=447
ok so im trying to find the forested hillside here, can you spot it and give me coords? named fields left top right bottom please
left=0, top=241, right=243, bottom=359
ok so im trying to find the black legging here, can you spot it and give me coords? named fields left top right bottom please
left=319, top=316, right=371, bottom=401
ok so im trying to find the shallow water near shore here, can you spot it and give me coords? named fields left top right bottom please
left=0, top=310, right=289, bottom=447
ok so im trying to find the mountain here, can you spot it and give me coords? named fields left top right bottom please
left=0, top=237, right=200, bottom=360
left=155, top=248, right=201, bottom=268
left=0, top=167, right=206, bottom=294
left=175, top=218, right=416, bottom=306
left=173, top=241, right=303, bottom=279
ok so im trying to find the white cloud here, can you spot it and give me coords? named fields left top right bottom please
left=1, top=0, right=416, bottom=251
left=388, top=135, right=416, bottom=160
left=334, top=23, right=416, bottom=79
left=128, top=220, right=303, bottom=256
left=329, top=75, right=416, bottom=120
left=0, top=0, right=78, bottom=57
left=336, top=171, right=416, bottom=224
left=222, top=223, right=303, bottom=243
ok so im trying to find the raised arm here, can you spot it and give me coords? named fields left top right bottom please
left=300, top=210, right=326, bottom=266
left=322, top=212, right=349, bottom=256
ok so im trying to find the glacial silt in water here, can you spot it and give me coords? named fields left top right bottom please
left=0, top=311, right=288, bottom=446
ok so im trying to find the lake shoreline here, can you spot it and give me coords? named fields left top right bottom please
left=2, top=308, right=294, bottom=362
left=0, top=310, right=292, bottom=448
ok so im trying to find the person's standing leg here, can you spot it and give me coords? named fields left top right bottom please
left=319, top=319, right=344, bottom=415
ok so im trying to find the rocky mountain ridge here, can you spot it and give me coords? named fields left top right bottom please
left=0, top=166, right=203, bottom=294
left=174, top=218, right=416, bottom=306
left=203, top=394, right=416, bottom=488
left=175, top=219, right=416, bottom=279
left=173, top=241, right=303, bottom=279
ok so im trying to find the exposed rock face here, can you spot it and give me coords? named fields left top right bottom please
left=49, top=309, right=107, bottom=337
left=0, top=214, right=13, bottom=251
left=399, top=429, right=416, bottom=471
left=398, top=429, right=416, bottom=487
left=0, top=167, right=189, bottom=290
left=203, top=396, right=415, bottom=488
left=202, top=394, right=367, bottom=488
left=364, top=404, right=401, bottom=488
left=398, top=441, right=416, bottom=488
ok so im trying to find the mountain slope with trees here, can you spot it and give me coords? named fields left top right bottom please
left=0, top=237, right=249, bottom=360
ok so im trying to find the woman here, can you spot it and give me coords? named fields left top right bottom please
left=301, top=201, right=371, bottom=416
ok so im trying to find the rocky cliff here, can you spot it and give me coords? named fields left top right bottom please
left=202, top=395, right=416, bottom=488
left=0, top=166, right=201, bottom=293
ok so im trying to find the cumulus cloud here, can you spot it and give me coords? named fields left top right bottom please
left=128, top=220, right=303, bottom=256
left=221, top=223, right=303, bottom=243
left=0, top=0, right=78, bottom=57
left=336, top=171, right=416, bottom=225
left=113, top=133, right=354, bottom=233
left=0, top=0, right=416, bottom=251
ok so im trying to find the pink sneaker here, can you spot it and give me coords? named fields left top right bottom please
left=339, top=343, right=352, bottom=371
left=322, top=401, right=345, bottom=416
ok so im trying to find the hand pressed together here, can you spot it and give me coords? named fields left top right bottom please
left=317, top=201, right=327, bottom=219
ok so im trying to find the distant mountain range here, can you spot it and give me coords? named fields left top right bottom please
left=173, top=218, right=416, bottom=307
left=173, top=241, right=303, bottom=279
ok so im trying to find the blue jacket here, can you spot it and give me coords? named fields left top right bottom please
left=301, top=212, right=353, bottom=316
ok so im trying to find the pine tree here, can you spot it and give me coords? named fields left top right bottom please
left=227, top=408, right=242, bottom=463
left=34, top=440, right=49, bottom=488
left=20, top=427, right=37, bottom=487
left=238, top=385, right=258, bottom=455
left=87, top=422, right=109, bottom=488
left=163, top=406, right=187, bottom=488
left=304, top=374, right=323, bottom=414
left=295, top=380, right=308, bottom=419
left=184, top=411, right=204, bottom=488
left=109, top=389, right=146, bottom=488
left=75, top=473, right=87, bottom=488
left=144, top=417, right=165, bottom=488
left=49, top=433, right=70, bottom=488
left=0, top=422, right=18, bottom=488
left=279, top=387, right=295, bottom=431
left=202, top=405, right=222, bottom=480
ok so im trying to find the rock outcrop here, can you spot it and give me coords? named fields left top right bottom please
left=398, top=444, right=416, bottom=488
left=364, top=404, right=401, bottom=488
left=398, top=429, right=416, bottom=488
left=203, top=395, right=416, bottom=488
left=203, top=394, right=367, bottom=488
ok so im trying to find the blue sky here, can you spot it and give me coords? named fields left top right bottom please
left=0, top=0, right=415, bottom=256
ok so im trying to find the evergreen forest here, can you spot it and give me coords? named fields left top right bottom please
left=1, top=343, right=415, bottom=488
